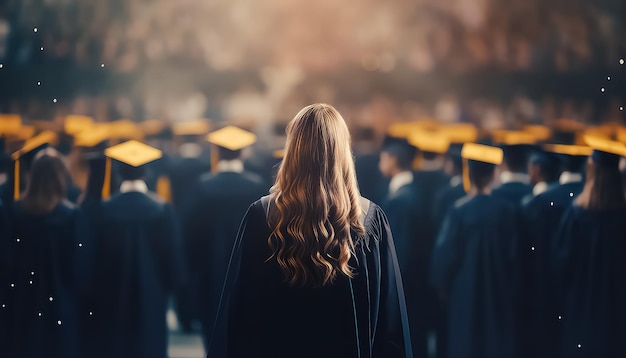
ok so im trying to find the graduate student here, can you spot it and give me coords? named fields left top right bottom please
left=491, top=132, right=534, bottom=204
left=4, top=146, right=80, bottom=358
left=433, top=143, right=466, bottom=229
left=552, top=136, right=626, bottom=358
left=379, top=140, right=424, bottom=357
left=183, top=125, right=267, bottom=346
left=84, top=140, right=184, bottom=358
left=430, top=143, right=519, bottom=358
left=208, top=104, right=412, bottom=358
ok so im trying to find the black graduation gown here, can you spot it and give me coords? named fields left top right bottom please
left=85, top=191, right=184, bottom=358
left=430, top=194, right=519, bottom=358
left=433, top=181, right=466, bottom=229
left=168, top=156, right=212, bottom=215
left=517, top=181, right=584, bottom=358
left=3, top=201, right=80, bottom=358
left=382, top=183, right=428, bottom=356
left=183, top=170, right=267, bottom=343
left=208, top=196, right=412, bottom=358
left=355, top=152, right=388, bottom=204
left=491, top=182, right=532, bottom=205
left=552, top=206, right=626, bottom=358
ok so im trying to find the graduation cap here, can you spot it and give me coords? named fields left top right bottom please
left=583, top=135, right=626, bottom=168
left=206, top=125, right=256, bottom=172
left=493, top=131, right=537, bottom=173
left=102, top=140, right=163, bottom=198
left=438, top=123, right=478, bottom=144
left=408, top=130, right=450, bottom=169
left=387, top=122, right=422, bottom=139
left=10, top=131, right=57, bottom=200
left=461, top=143, right=504, bottom=192
left=0, top=114, right=22, bottom=136
left=74, top=125, right=111, bottom=148
left=544, top=144, right=591, bottom=174
left=524, top=125, right=552, bottom=142
left=106, top=120, right=144, bottom=141
left=64, top=115, right=95, bottom=135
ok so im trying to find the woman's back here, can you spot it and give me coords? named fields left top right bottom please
left=210, top=197, right=411, bottom=358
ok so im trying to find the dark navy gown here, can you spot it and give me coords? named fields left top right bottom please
left=431, top=194, right=519, bottom=358
left=2, top=200, right=80, bottom=358
left=208, top=196, right=413, bottom=358
left=552, top=205, right=626, bottom=358
left=491, top=182, right=532, bottom=205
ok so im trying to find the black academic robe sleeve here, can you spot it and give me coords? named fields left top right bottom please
left=429, top=208, right=463, bottom=298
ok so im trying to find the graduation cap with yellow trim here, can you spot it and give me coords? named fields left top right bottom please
left=74, top=125, right=111, bottom=148
left=583, top=135, right=626, bottom=168
left=0, top=114, right=22, bottom=136
left=106, top=120, right=144, bottom=141
left=544, top=144, right=593, bottom=157
left=10, top=131, right=58, bottom=200
left=438, top=123, right=478, bottom=144
left=64, top=115, right=95, bottom=135
left=460, top=143, right=504, bottom=192
left=387, top=122, right=422, bottom=139
left=206, top=125, right=257, bottom=171
left=408, top=130, right=450, bottom=154
left=492, top=130, right=537, bottom=145
left=100, top=140, right=163, bottom=199
left=524, top=125, right=552, bottom=141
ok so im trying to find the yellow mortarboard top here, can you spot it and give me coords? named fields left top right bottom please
left=583, top=135, right=626, bottom=157
left=617, top=127, right=626, bottom=144
left=460, top=143, right=504, bottom=192
left=582, top=126, right=612, bottom=140
left=104, top=140, right=163, bottom=167
left=408, top=131, right=450, bottom=154
left=11, top=131, right=58, bottom=200
left=439, top=123, right=478, bottom=143
left=107, top=120, right=144, bottom=140
left=12, top=126, right=36, bottom=141
left=173, top=120, right=210, bottom=136
left=492, top=130, right=536, bottom=145
left=0, top=114, right=22, bottom=135
left=206, top=125, right=257, bottom=151
left=74, top=126, right=111, bottom=147
left=544, top=144, right=593, bottom=157
left=387, top=122, right=421, bottom=139
left=524, top=125, right=552, bottom=141
left=64, top=115, right=95, bottom=135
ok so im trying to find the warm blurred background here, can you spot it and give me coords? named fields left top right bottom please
left=0, top=0, right=624, bottom=132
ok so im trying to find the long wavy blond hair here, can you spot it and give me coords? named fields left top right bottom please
left=269, top=103, right=365, bottom=287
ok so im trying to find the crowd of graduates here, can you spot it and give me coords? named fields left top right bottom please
left=1, top=112, right=626, bottom=358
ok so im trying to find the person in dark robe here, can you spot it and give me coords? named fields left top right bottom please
left=208, top=104, right=412, bottom=358
left=354, top=126, right=387, bottom=204
left=431, top=143, right=518, bottom=358
left=552, top=142, right=626, bottom=358
left=433, top=143, right=466, bottom=229
left=3, top=149, right=80, bottom=358
left=378, top=141, right=425, bottom=358
left=84, top=140, right=184, bottom=358
left=491, top=144, right=532, bottom=204
left=184, top=126, right=268, bottom=347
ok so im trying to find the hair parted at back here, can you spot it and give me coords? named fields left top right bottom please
left=269, top=103, right=365, bottom=287
left=21, top=149, right=69, bottom=215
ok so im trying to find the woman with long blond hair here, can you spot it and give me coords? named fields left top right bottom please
left=208, top=104, right=412, bottom=358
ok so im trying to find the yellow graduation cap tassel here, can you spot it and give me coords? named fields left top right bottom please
left=210, top=143, right=219, bottom=173
left=13, top=159, right=20, bottom=200
left=156, top=176, right=172, bottom=203
left=462, top=158, right=471, bottom=193
left=102, top=157, right=111, bottom=199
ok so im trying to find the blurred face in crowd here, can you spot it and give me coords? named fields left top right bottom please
left=379, top=151, right=398, bottom=178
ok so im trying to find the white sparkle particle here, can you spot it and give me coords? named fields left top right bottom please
left=31, top=271, right=35, bottom=276
left=531, top=246, right=535, bottom=251
left=40, top=47, right=44, bottom=51
left=37, top=81, right=41, bottom=86
left=601, top=87, right=605, bottom=93
left=570, top=192, right=574, bottom=197
left=620, top=59, right=625, bottom=65
left=33, top=27, right=38, bottom=33
left=49, top=296, right=53, bottom=302
left=16, top=238, right=20, bottom=242
left=620, top=107, right=624, bottom=111
left=89, top=311, right=93, bottom=316
left=57, top=320, right=62, bottom=325
left=0, top=64, right=3, bottom=68
left=1, top=304, right=5, bottom=308
left=52, top=98, right=57, bottom=103
left=607, top=76, right=611, bottom=81
left=558, top=315, right=562, bottom=320
left=10, top=283, right=14, bottom=288
left=100, top=63, right=105, bottom=68
left=78, top=243, right=83, bottom=247
left=578, top=344, right=582, bottom=348
left=29, top=280, right=33, bottom=285
left=550, top=201, right=554, bottom=207
left=38, top=312, right=42, bottom=317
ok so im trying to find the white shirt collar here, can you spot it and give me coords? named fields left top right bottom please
left=499, top=171, right=530, bottom=185
left=120, top=180, right=149, bottom=194
left=560, top=172, right=583, bottom=185
left=532, top=181, right=549, bottom=196
left=389, top=171, right=414, bottom=196
left=216, top=159, right=244, bottom=173
left=419, top=159, right=443, bottom=171
left=450, top=175, right=463, bottom=187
